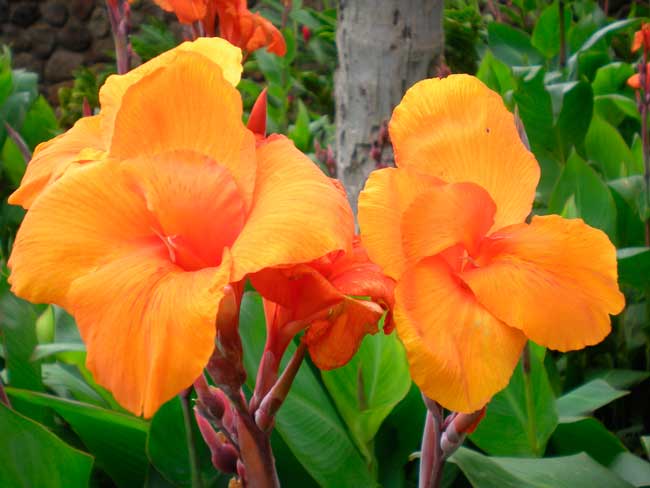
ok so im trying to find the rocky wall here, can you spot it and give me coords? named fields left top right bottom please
left=0, top=0, right=168, bottom=103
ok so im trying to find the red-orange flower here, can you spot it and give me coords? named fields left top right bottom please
left=627, top=62, right=650, bottom=90
left=251, top=237, right=395, bottom=371
left=8, top=38, right=351, bottom=417
left=632, top=22, right=650, bottom=53
left=358, top=75, right=624, bottom=413
left=153, top=0, right=286, bottom=56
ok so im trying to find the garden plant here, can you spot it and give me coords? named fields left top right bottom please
left=0, top=1, right=650, bottom=487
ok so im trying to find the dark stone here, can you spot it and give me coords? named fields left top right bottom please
left=45, top=49, right=83, bottom=82
left=88, top=6, right=110, bottom=39
left=11, top=2, right=40, bottom=27
left=46, top=79, right=72, bottom=105
left=84, top=36, right=113, bottom=63
left=58, top=19, right=92, bottom=52
left=41, top=1, right=68, bottom=27
left=0, top=0, right=9, bottom=24
left=69, top=0, right=95, bottom=21
left=14, top=52, right=44, bottom=78
left=30, top=24, right=57, bottom=59
left=4, top=26, right=32, bottom=53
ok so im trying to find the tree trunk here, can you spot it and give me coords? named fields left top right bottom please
left=335, top=0, right=444, bottom=213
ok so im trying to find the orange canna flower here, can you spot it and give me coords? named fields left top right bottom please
left=627, top=62, right=650, bottom=90
left=153, top=0, right=286, bottom=56
left=632, top=22, right=650, bottom=53
left=358, top=75, right=625, bottom=413
left=251, top=236, right=395, bottom=371
left=8, top=38, right=352, bottom=417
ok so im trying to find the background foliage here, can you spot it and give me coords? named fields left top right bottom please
left=1, top=0, right=649, bottom=487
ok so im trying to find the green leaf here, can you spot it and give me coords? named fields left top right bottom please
left=548, top=80, right=593, bottom=159
left=239, top=292, right=375, bottom=487
left=588, top=369, right=650, bottom=390
left=321, top=331, right=410, bottom=464
left=548, top=151, right=617, bottom=241
left=470, top=346, right=557, bottom=457
left=31, top=342, right=86, bottom=362
left=594, top=94, right=641, bottom=127
left=556, top=379, right=628, bottom=419
left=20, top=95, right=59, bottom=149
left=147, top=396, right=218, bottom=488
left=451, top=447, right=633, bottom=488
left=641, top=436, right=650, bottom=459
left=551, top=417, right=626, bottom=465
left=531, top=1, right=570, bottom=58
left=0, top=291, right=46, bottom=419
left=7, top=388, right=148, bottom=488
left=568, top=19, right=639, bottom=68
left=0, top=402, right=93, bottom=488
left=592, top=62, right=636, bottom=96
left=41, top=363, right=107, bottom=407
left=288, top=100, right=311, bottom=152
left=617, top=248, right=650, bottom=290
left=609, top=176, right=650, bottom=221
left=609, top=452, right=650, bottom=487
left=476, top=50, right=515, bottom=95
left=585, top=115, right=635, bottom=179
left=488, top=23, right=543, bottom=66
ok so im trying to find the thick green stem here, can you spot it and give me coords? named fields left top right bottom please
left=180, top=391, right=203, bottom=488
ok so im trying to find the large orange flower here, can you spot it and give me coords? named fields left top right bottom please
left=358, top=75, right=625, bottom=413
left=8, top=38, right=352, bottom=417
left=251, top=236, right=395, bottom=371
left=153, top=0, right=286, bottom=56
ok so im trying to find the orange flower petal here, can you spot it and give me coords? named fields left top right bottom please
left=395, top=256, right=527, bottom=413
left=401, top=181, right=496, bottom=268
left=69, top=246, right=229, bottom=417
left=628, top=73, right=641, bottom=89
left=8, top=160, right=157, bottom=307
left=305, top=298, right=383, bottom=370
left=389, top=74, right=540, bottom=230
left=230, top=135, right=354, bottom=281
left=121, top=150, right=246, bottom=271
left=99, top=38, right=243, bottom=146
left=462, top=215, right=625, bottom=352
left=240, top=10, right=287, bottom=56
left=107, top=50, right=257, bottom=210
left=158, top=0, right=208, bottom=23
left=358, top=167, right=443, bottom=280
left=9, top=115, right=105, bottom=209
left=632, top=30, right=644, bottom=53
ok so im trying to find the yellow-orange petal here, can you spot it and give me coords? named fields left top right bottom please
left=628, top=73, right=641, bottom=89
left=69, top=246, right=229, bottom=417
left=395, top=256, right=527, bottom=413
left=9, top=115, right=105, bottom=209
left=632, top=30, right=644, bottom=52
left=462, top=215, right=625, bottom=352
left=8, top=160, right=157, bottom=307
left=389, top=74, right=540, bottom=230
left=230, top=135, right=354, bottom=281
left=99, top=37, right=243, bottom=146
left=107, top=50, right=257, bottom=210
left=401, top=181, right=496, bottom=267
left=305, top=298, right=383, bottom=370
left=358, top=167, right=443, bottom=280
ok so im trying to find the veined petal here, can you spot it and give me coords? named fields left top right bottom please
left=401, top=181, right=496, bottom=267
left=69, top=246, right=230, bottom=417
left=389, top=75, right=540, bottom=230
left=9, top=115, right=105, bottom=209
left=107, top=51, right=256, bottom=209
left=125, top=151, right=246, bottom=270
left=8, top=159, right=157, bottom=307
left=395, top=256, right=527, bottom=413
left=230, top=135, right=354, bottom=281
left=462, top=215, right=625, bottom=351
left=99, top=37, right=243, bottom=147
left=358, top=167, right=443, bottom=280
left=305, top=298, right=383, bottom=370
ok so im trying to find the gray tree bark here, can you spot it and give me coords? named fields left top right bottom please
left=335, top=0, right=444, bottom=213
